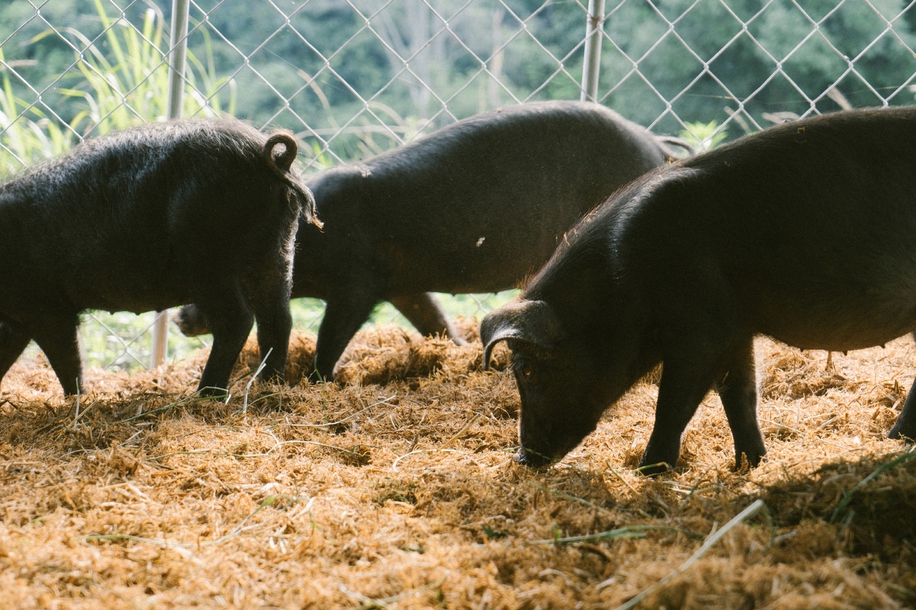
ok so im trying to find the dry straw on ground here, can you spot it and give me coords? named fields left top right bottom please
left=1, top=318, right=915, bottom=608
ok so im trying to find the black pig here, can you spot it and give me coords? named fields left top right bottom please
left=481, top=106, right=916, bottom=473
left=177, top=101, right=680, bottom=380
left=0, top=119, right=318, bottom=395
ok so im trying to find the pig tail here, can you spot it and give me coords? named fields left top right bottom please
left=263, top=131, right=322, bottom=229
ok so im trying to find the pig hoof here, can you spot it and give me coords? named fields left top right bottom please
left=636, top=458, right=675, bottom=476
left=734, top=450, right=765, bottom=472
left=888, top=421, right=916, bottom=441
left=260, top=371, right=287, bottom=386
left=198, top=385, right=230, bottom=399
left=307, top=368, right=333, bottom=384
left=889, top=430, right=916, bottom=442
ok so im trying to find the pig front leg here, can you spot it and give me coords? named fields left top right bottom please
left=639, top=319, right=738, bottom=474
left=639, top=356, right=717, bottom=474
left=29, top=313, right=83, bottom=395
left=0, top=318, right=33, bottom=386
left=715, top=335, right=767, bottom=469
left=390, top=293, right=466, bottom=345
left=312, top=292, right=379, bottom=382
left=886, top=330, right=916, bottom=438
left=194, top=283, right=254, bottom=395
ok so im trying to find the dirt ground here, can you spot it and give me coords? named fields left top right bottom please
left=1, top=319, right=916, bottom=609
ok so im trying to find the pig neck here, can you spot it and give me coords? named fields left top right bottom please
left=526, top=212, right=661, bottom=413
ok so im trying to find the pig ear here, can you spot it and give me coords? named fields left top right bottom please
left=480, top=300, right=564, bottom=370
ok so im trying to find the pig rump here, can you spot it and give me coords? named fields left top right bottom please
left=0, top=119, right=317, bottom=395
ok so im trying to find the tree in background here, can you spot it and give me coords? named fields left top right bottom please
left=3, top=0, right=916, bottom=166
left=599, top=0, right=916, bottom=137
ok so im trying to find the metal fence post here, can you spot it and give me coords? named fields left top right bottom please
left=151, top=0, right=191, bottom=368
left=580, top=0, right=606, bottom=102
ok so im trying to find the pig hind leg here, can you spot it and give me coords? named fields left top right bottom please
left=890, top=332, right=916, bottom=439
left=313, top=292, right=379, bottom=382
left=0, top=318, right=33, bottom=384
left=244, top=277, right=292, bottom=385
left=28, top=313, right=83, bottom=395
left=888, top=377, right=916, bottom=440
left=715, top=335, right=766, bottom=469
left=193, top=282, right=254, bottom=395
left=390, top=293, right=466, bottom=345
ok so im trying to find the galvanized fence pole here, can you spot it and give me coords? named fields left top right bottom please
left=580, top=0, right=606, bottom=102
left=151, top=0, right=190, bottom=368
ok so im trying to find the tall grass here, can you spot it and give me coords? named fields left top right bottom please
left=1, top=3, right=234, bottom=175
left=57, top=0, right=234, bottom=136
left=0, top=49, right=78, bottom=176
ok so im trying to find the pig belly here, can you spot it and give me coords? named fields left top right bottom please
left=715, top=207, right=916, bottom=353
left=381, top=238, right=556, bottom=295
left=747, top=283, right=916, bottom=352
left=66, top=270, right=193, bottom=315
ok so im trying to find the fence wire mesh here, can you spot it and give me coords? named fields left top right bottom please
left=2, top=0, right=916, bottom=371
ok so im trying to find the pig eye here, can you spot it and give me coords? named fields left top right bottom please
left=512, top=358, right=536, bottom=379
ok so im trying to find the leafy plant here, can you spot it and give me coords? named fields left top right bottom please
left=2, top=1, right=234, bottom=171
left=680, top=120, right=728, bottom=151
left=0, top=48, right=79, bottom=176
left=54, top=0, right=232, bottom=136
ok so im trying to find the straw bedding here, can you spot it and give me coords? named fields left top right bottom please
left=1, top=318, right=915, bottom=608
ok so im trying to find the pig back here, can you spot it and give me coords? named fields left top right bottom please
left=306, top=101, right=668, bottom=296
left=620, top=107, right=916, bottom=352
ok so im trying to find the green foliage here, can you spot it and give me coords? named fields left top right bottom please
left=7, top=0, right=916, bottom=156
left=54, top=0, right=231, bottom=135
left=0, top=47, right=78, bottom=176
left=1, top=0, right=232, bottom=177
left=680, top=120, right=728, bottom=151
left=601, top=0, right=916, bottom=134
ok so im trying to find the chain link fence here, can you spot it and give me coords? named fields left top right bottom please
left=2, top=0, right=916, bottom=371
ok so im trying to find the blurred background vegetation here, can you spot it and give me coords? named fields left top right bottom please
left=2, top=0, right=915, bottom=369
left=5, top=0, right=916, bottom=172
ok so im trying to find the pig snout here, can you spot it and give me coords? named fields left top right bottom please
left=174, top=304, right=209, bottom=337
left=513, top=447, right=554, bottom=468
